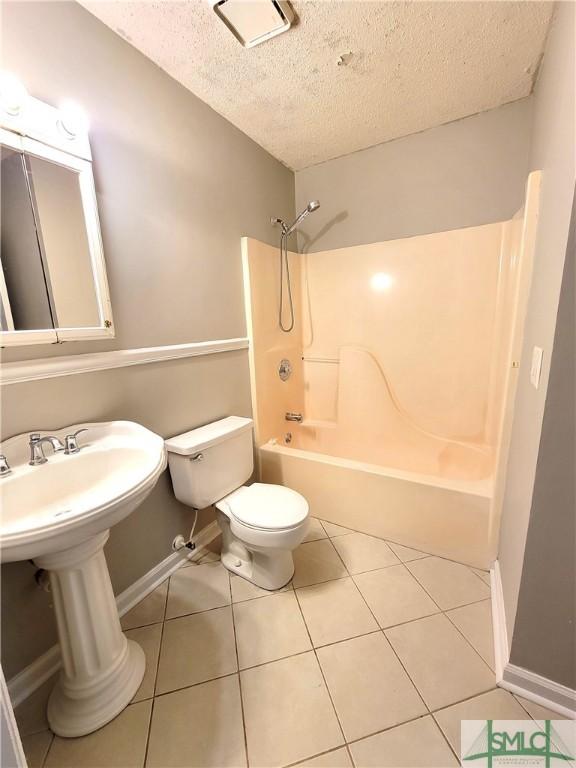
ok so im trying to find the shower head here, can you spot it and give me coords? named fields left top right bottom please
left=283, top=199, right=321, bottom=237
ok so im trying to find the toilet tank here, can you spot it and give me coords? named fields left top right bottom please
left=165, top=416, right=254, bottom=509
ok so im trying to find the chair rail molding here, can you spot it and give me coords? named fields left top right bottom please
left=0, top=338, right=249, bottom=385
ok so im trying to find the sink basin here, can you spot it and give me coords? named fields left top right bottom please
left=0, top=421, right=166, bottom=738
left=1, top=421, right=166, bottom=562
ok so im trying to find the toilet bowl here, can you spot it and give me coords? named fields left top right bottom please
left=216, top=483, right=308, bottom=589
left=165, top=417, right=309, bottom=590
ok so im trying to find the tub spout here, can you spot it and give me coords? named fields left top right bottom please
left=285, top=412, right=303, bottom=423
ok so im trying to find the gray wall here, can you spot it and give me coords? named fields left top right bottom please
left=0, top=0, right=294, bottom=679
left=509, top=192, right=575, bottom=688
left=1, top=0, right=294, bottom=363
left=295, top=99, right=533, bottom=252
left=498, top=1, right=576, bottom=646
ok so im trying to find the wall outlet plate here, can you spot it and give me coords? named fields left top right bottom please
left=530, top=346, right=544, bottom=389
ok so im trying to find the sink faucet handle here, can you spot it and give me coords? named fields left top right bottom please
left=64, top=428, right=88, bottom=455
left=0, top=455, right=11, bottom=477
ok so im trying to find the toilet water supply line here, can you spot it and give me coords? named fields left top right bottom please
left=172, top=508, right=199, bottom=555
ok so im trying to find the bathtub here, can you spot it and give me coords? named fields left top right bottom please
left=259, top=434, right=494, bottom=569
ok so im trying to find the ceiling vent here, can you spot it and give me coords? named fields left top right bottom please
left=209, top=0, right=295, bottom=48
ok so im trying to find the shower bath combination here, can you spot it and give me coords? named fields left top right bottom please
left=243, top=171, right=543, bottom=567
left=272, top=200, right=320, bottom=332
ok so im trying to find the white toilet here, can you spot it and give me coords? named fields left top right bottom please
left=165, top=416, right=309, bottom=589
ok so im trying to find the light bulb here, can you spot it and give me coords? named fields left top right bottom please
left=58, top=99, right=90, bottom=138
left=0, top=71, right=29, bottom=116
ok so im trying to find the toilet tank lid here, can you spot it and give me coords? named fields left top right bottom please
left=165, top=416, right=253, bottom=455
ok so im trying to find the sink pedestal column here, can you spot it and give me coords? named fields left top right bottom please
left=34, top=531, right=145, bottom=738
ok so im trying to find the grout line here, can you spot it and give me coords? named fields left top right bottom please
left=346, top=743, right=356, bottom=767
left=282, top=744, right=350, bottom=768
left=40, top=731, right=55, bottom=768
left=428, top=682, right=506, bottom=763
left=228, top=572, right=250, bottom=768
left=469, top=567, right=492, bottom=587
left=329, top=535, right=403, bottom=572
left=346, top=574, right=431, bottom=715
left=293, top=585, right=348, bottom=750
left=405, top=556, right=492, bottom=586
left=325, top=535, right=353, bottom=576
left=284, top=683, right=508, bottom=768
left=294, top=574, right=350, bottom=590
left=429, top=711, right=462, bottom=763
left=350, top=560, right=444, bottom=620
left=231, top=584, right=294, bottom=605
left=152, top=579, right=171, bottom=696
left=431, top=683, right=502, bottom=716
left=153, top=670, right=242, bottom=701
left=121, top=617, right=165, bottom=632
left=343, top=683, right=499, bottom=749
left=400, top=563, right=495, bottom=673
left=444, top=601, right=495, bottom=671
left=343, top=712, right=434, bottom=748
left=303, top=519, right=491, bottom=578
left=310, top=628, right=384, bottom=652
left=441, top=595, right=493, bottom=612
left=142, top=694, right=155, bottom=768
left=163, top=599, right=233, bottom=623
left=143, top=569, right=172, bottom=765
left=513, top=694, right=536, bottom=718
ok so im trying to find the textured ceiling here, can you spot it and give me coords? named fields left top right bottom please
left=80, top=1, right=554, bottom=170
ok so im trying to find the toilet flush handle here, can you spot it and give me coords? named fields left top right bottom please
left=190, top=452, right=204, bottom=462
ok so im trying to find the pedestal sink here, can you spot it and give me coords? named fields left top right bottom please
left=0, top=421, right=166, bottom=737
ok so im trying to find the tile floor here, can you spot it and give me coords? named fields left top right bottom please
left=15, top=520, right=566, bottom=768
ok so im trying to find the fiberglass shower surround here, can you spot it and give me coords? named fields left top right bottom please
left=241, top=172, right=541, bottom=566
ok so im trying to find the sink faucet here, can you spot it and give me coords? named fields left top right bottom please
left=64, top=429, right=88, bottom=455
left=29, top=433, right=65, bottom=466
left=0, top=455, right=11, bottom=477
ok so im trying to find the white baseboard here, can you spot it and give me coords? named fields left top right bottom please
left=500, top=664, right=576, bottom=720
left=115, top=521, right=220, bottom=617
left=7, top=521, right=220, bottom=708
left=490, top=560, right=510, bottom=681
left=491, top=559, right=575, bottom=719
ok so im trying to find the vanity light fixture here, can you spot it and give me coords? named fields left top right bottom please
left=0, top=73, right=91, bottom=161
left=0, top=71, right=29, bottom=116
left=58, top=99, right=90, bottom=138
left=209, top=0, right=295, bottom=48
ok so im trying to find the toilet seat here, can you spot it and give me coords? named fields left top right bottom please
left=219, top=483, right=308, bottom=532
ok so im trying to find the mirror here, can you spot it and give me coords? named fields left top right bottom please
left=0, top=87, right=114, bottom=347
